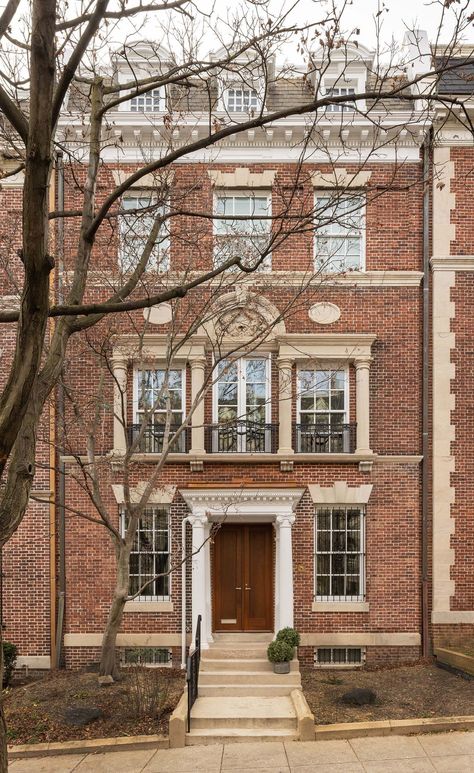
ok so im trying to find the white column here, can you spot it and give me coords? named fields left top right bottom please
left=189, top=510, right=209, bottom=649
left=354, top=358, right=372, bottom=455
left=274, top=524, right=280, bottom=632
left=189, top=357, right=206, bottom=454
left=111, top=356, right=128, bottom=454
left=276, top=513, right=295, bottom=629
left=277, top=358, right=294, bottom=454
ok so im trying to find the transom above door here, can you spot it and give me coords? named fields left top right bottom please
left=212, top=524, right=273, bottom=632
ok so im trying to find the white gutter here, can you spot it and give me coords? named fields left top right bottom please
left=181, top=516, right=191, bottom=668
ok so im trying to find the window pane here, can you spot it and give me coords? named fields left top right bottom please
left=125, top=507, right=170, bottom=600
left=314, top=506, right=364, bottom=600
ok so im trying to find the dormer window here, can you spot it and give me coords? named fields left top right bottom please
left=224, top=86, right=260, bottom=113
left=324, top=86, right=355, bottom=112
left=130, top=87, right=164, bottom=112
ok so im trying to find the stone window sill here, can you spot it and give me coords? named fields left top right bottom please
left=312, top=602, right=369, bottom=613
left=123, top=601, right=174, bottom=613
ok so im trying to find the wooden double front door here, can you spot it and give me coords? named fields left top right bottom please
left=212, top=524, right=273, bottom=632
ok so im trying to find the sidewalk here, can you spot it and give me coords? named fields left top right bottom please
left=9, top=730, right=474, bottom=772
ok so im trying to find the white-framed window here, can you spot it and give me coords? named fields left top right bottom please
left=314, top=506, right=365, bottom=601
left=223, top=86, right=260, bottom=112
left=324, top=85, right=355, bottom=112
left=314, top=647, right=365, bottom=668
left=122, top=506, right=171, bottom=600
left=212, top=356, right=271, bottom=452
left=129, top=87, right=164, bottom=112
left=214, top=192, right=271, bottom=271
left=314, top=193, right=365, bottom=273
left=119, top=193, right=170, bottom=272
left=133, top=367, right=186, bottom=453
left=297, top=368, right=352, bottom=453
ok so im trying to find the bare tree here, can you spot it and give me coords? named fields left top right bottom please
left=0, top=0, right=472, bottom=767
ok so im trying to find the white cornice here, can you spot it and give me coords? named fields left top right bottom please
left=431, top=256, right=474, bottom=271
left=179, top=486, right=304, bottom=518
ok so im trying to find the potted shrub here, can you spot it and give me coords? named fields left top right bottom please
left=276, top=627, right=300, bottom=648
left=267, top=639, right=294, bottom=674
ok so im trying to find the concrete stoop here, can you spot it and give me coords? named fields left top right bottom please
left=178, top=634, right=314, bottom=746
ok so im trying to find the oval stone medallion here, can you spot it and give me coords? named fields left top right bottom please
left=308, top=302, right=341, bottom=325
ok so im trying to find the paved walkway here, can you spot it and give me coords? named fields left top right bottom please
left=9, top=731, right=474, bottom=772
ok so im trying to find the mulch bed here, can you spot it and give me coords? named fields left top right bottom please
left=4, top=667, right=185, bottom=745
left=302, top=662, right=474, bottom=725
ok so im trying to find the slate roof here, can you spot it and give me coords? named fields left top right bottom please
left=435, top=57, right=474, bottom=95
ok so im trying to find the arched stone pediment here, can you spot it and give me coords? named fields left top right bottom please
left=200, top=289, right=285, bottom=344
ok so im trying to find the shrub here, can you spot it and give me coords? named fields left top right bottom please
left=267, top=639, right=294, bottom=663
left=2, top=642, right=18, bottom=688
left=125, top=665, right=171, bottom=718
left=276, top=627, right=300, bottom=648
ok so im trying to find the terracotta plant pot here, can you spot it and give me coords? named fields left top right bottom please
left=273, top=661, right=290, bottom=674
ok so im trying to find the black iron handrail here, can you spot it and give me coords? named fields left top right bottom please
left=186, top=614, right=201, bottom=732
left=127, top=423, right=190, bottom=453
left=204, top=420, right=277, bottom=453
left=293, top=422, right=356, bottom=453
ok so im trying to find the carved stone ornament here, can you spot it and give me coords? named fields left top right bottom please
left=143, top=303, right=173, bottom=325
left=216, top=307, right=267, bottom=339
left=308, top=302, right=341, bottom=325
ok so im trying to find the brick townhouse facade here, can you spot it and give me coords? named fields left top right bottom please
left=1, top=36, right=473, bottom=673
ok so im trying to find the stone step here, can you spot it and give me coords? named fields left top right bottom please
left=201, top=658, right=299, bottom=673
left=199, top=670, right=301, bottom=685
left=189, top=696, right=296, bottom=731
left=199, top=683, right=297, bottom=697
left=203, top=646, right=270, bottom=659
left=186, top=728, right=298, bottom=745
left=212, top=633, right=273, bottom=643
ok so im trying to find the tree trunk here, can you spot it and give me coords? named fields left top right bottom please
left=99, top=547, right=130, bottom=679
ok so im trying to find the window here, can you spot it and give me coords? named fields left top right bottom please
left=211, top=357, right=271, bottom=452
left=324, top=86, right=355, bottom=112
left=297, top=369, right=352, bottom=453
left=122, top=647, right=172, bottom=667
left=214, top=193, right=271, bottom=271
left=130, top=87, right=164, bottom=112
left=315, top=506, right=365, bottom=601
left=314, top=194, right=364, bottom=273
left=123, top=506, right=171, bottom=600
left=314, top=647, right=365, bottom=668
left=134, top=368, right=185, bottom=452
left=119, top=193, right=170, bottom=272
left=224, top=87, right=259, bottom=112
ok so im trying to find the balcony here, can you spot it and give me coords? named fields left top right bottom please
left=204, top=420, right=278, bottom=454
left=293, top=423, right=356, bottom=454
left=127, top=423, right=190, bottom=453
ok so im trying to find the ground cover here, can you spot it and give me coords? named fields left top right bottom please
left=4, top=667, right=184, bottom=745
left=301, top=663, right=474, bottom=725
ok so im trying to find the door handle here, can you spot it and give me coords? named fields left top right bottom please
left=245, top=586, right=251, bottom=591
left=235, top=587, right=242, bottom=590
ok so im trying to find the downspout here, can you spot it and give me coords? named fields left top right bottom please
left=55, top=152, right=66, bottom=669
left=421, top=129, right=432, bottom=660
left=181, top=516, right=191, bottom=668
left=49, top=163, right=57, bottom=668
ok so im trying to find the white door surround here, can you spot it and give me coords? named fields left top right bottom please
left=179, top=487, right=304, bottom=648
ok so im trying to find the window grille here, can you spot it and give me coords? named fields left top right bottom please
left=122, top=647, right=172, bottom=667
left=122, top=507, right=171, bottom=600
left=314, top=506, right=365, bottom=601
left=314, top=647, right=365, bottom=667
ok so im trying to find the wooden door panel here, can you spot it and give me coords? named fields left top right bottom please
left=213, top=526, right=242, bottom=631
left=213, top=523, right=273, bottom=632
left=243, top=525, right=273, bottom=631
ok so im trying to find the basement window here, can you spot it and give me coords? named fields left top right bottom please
left=122, top=647, right=172, bottom=667
left=314, top=647, right=365, bottom=668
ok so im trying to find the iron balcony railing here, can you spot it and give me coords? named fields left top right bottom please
left=293, top=423, right=356, bottom=453
left=204, top=420, right=278, bottom=453
left=127, top=423, right=190, bottom=453
left=186, top=614, right=201, bottom=732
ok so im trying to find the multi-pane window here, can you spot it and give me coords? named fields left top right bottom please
left=123, top=647, right=172, bottom=667
left=297, top=369, right=349, bottom=452
left=130, top=88, right=164, bottom=112
left=315, top=506, right=365, bottom=601
left=135, top=369, right=184, bottom=452
left=212, top=357, right=270, bottom=452
left=314, top=194, right=364, bottom=273
left=124, top=507, right=170, bottom=600
left=214, top=193, right=271, bottom=271
left=314, top=647, right=365, bottom=668
left=224, top=87, right=259, bottom=112
left=324, top=86, right=355, bottom=112
left=119, top=193, right=170, bottom=272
